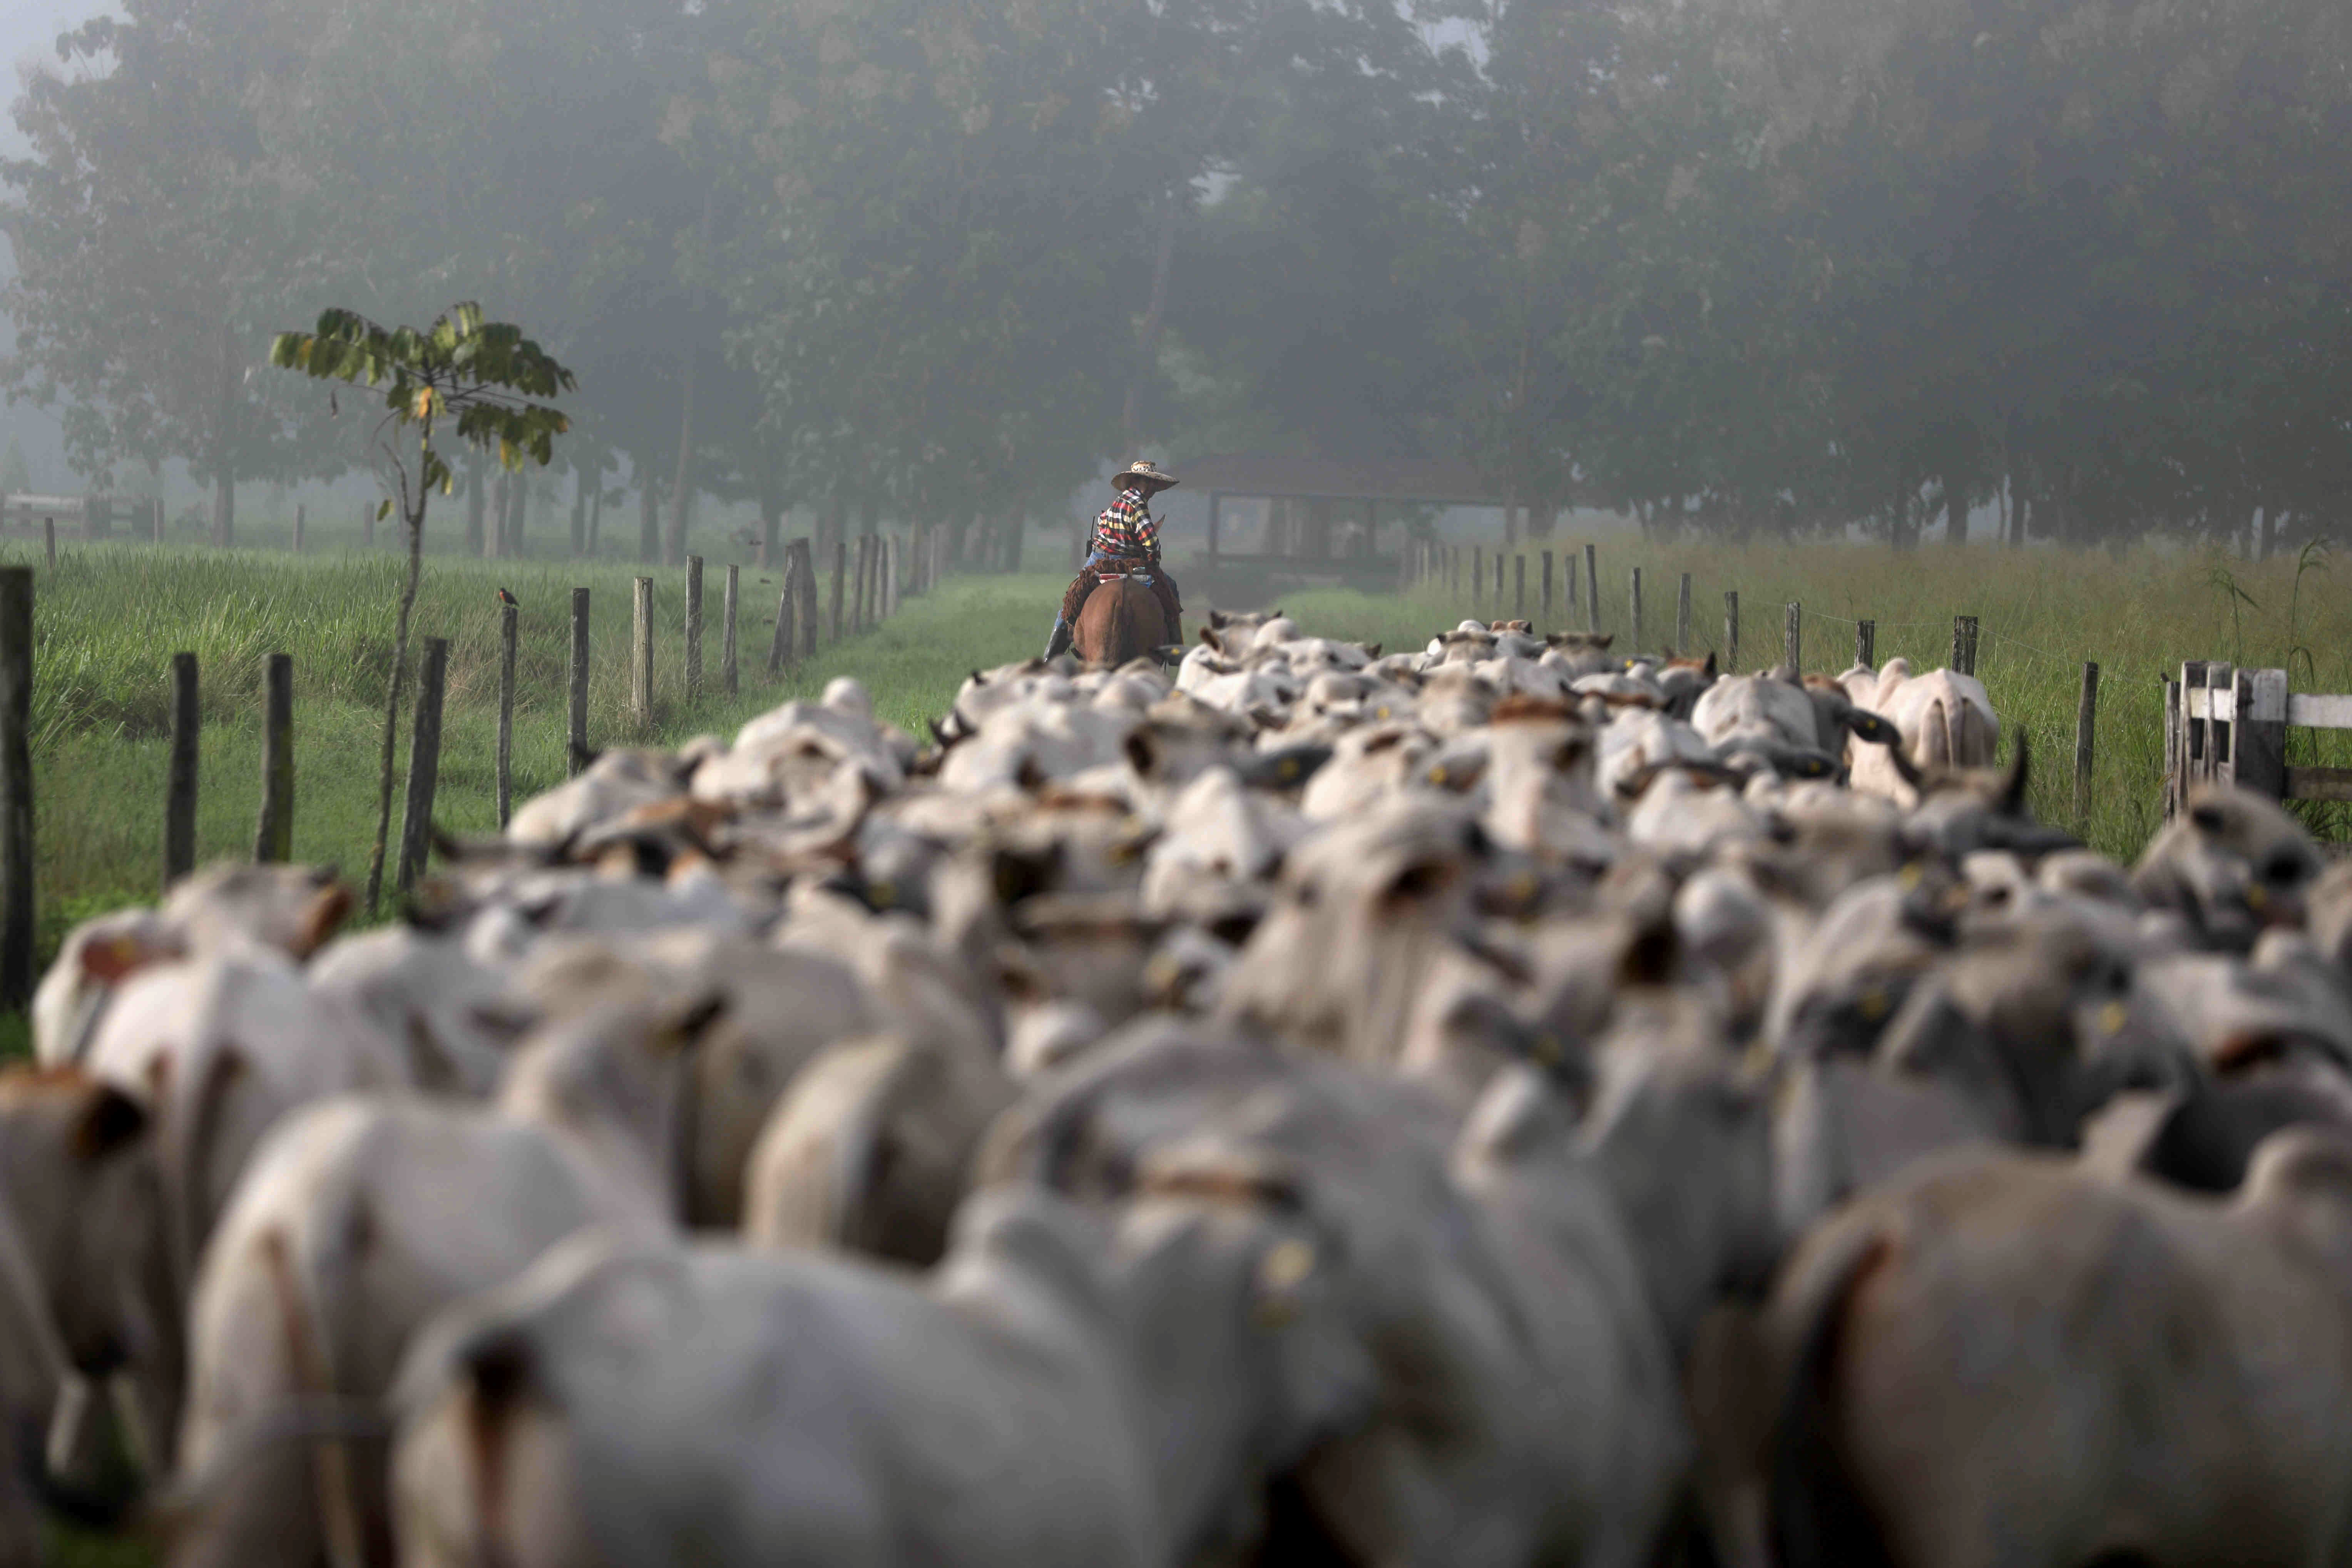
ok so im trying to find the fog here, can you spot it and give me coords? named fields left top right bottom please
left=1, top=0, right=2345, bottom=561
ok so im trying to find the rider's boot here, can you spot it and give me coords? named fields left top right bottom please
left=1042, top=618, right=1074, bottom=661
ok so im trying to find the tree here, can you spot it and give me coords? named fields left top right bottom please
left=0, top=438, right=27, bottom=494
left=271, top=303, right=572, bottom=911
left=3, top=6, right=346, bottom=540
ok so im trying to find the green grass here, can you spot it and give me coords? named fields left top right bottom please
left=21, top=540, right=1061, bottom=964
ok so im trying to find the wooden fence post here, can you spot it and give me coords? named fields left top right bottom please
left=722, top=564, right=739, bottom=696
left=1857, top=620, right=1875, bottom=668
left=1493, top=551, right=1504, bottom=606
left=2236, top=666, right=2288, bottom=801
left=254, top=653, right=294, bottom=862
left=859, top=535, right=878, bottom=633
left=631, top=577, right=654, bottom=730
left=149, top=498, right=163, bottom=545
left=42, top=519, right=55, bottom=572
left=568, top=589, right=592, bottom=776
left=496, top=601, right=518, bottom=829
left=1725, top=591, right=1740, bottom=671
left=1952, top=615, right=1979, bottom=675
left=1785, top=601, right=1802, bottom=672
left=829, top=540, right=847, bottom=643
left=1540, top=551, right=1554, bottom=624
left=395, top=638, right=449, bottom=899
left=1567, top=550, right=1579, bottom=617
left=1584, top=544, right=1600, bottom=633
left=2074, top=661, right=2100, bottom=822
left=293, top=504, right=306, bottom=556
left=685, top=556, right=704, bottom=702
left=770, top=551, right=799, bottom=674
left=164, top=652, right=199, bottom=891
left=1676, top=573, right=1692, bottom=653
left=1514, top=555, right=1526, bottom=619
left=1471, top=547, right=1483, bottom=611
left=797, top=539, right=820, bottom=659
left=361, top=500, right=375, bottom=551
left=0, top=569, right=31, bottom=1011
left=1630, top=567, right=1644, bottom=648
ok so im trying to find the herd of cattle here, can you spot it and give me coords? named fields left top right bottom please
left=5, top=605, right=2352, bottom=1568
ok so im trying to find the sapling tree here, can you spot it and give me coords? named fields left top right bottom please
left=270, top=302, right=574, bottom=911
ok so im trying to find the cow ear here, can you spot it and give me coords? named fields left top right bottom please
left=1617, top=918, right=1679, bottom=988
left=1848, top=709, right=1898, bottom=748
left=80, top=928, right=182, bottom=986
left=1704, top=650, right=1718, bottom=677
left=2000, top=731, right=2031, bottom=815
left=652, top=994, right=729, bottom=1054
left=294, top=881, right=354, bottom=958
left=72, top=1084, right=147, bottom=1162
left=1378, top=857, right=1459, bottom=914
left=1123, top=729, right=1160, bottom=778
left=1363, top=643, right=1381, bottom=660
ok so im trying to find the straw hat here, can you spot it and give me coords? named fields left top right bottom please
left=1112, top=459, right=1179, bottom=494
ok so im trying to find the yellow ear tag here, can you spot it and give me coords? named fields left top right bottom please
left=1899, top=862, right=1924, bottom=891
left=2245, top=884, right=2269, bottom=910
left=1256, top=1238, right=1317, bottom=1326
left=1858, top=987, right=1889, bottom=1022
left=2098, top=1000, right=2128, bottom=1036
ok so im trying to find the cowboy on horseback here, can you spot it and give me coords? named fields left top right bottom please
left=1044, top=460, right=1184, bottom=661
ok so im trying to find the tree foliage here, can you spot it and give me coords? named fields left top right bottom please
left=1, top=0, right=2346, bottom=552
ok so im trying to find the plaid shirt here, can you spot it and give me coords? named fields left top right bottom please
left=1090, top=489, right=1160, bottom=559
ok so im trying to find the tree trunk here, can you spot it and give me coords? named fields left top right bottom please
left=486, top=470, right=509, bottom=559
left=211, top=472, right=235, bottom=550
left=1003, top=515, right=1024, bottom=573
left=948, top=506, right=974, bottom=569
left=465, top=460, right=486, bottom=556
left=756, top=464, right=783, bottom=566
left=639, top=467, right=661, bottom=563
left=2259, top=507, right=2277, bottom=561
left=512, top=474, right=529, bottom=556
left=1945, top=476, right=1967, bottom=546
left=211, top=319, right=238, bottom=547
left=664, top=345, right=698, bottom=568
left=570, top=464, right=588, bottom=558
left=365, top=479, right=429, bottom=915
left=2013, top=494, right=2031, bottom=549
left=588, top=485, right=603, bottom=556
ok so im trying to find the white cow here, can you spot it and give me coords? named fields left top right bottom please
left=1842, top=659, right=2000, bottom=804
left=391, top=1189, right=1376, bottom=1568
left=171, top=1097, right=664, bottom=1568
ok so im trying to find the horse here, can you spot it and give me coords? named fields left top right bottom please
left=1072, top=575, right=1176, bottom=666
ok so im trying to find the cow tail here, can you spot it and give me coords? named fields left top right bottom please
left=457, top=1331, right=538, bottom=1568
left=1765, top=1225, right=1897, bottom=1568
left=258, top=1228, right=369, bottom=1568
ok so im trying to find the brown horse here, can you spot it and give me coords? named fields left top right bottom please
left=1072, top=576, right=1176, bottom=665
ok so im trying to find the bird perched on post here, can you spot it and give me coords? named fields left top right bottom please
left=495, top=587, right=520, bottom=609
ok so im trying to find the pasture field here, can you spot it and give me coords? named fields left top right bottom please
left=11, top=533, right=2350, bottom=976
